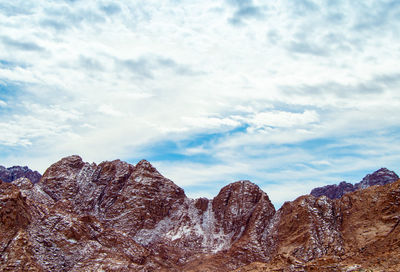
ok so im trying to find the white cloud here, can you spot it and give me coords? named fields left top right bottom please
left=262, top=181, right=321, bottom=208
left=0, top=0, right=400, bottom=205
left=181, top=116, right=241, bottom=130
left=98, top=104, right=123, bottom=117
left=247, top=110, right=319, bottom=128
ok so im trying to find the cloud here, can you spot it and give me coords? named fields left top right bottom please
left=1, top=36, right=44, bottom=52
left=181, top=116, right=241, bottom=130
left=0, top=2, right=34, bottom=16
left=289, top=0, right=319, bottom=16
left=153, top=128, right=400, bottom=208
left=115, top=56, right=203, bottom=79
left=39, top=19, right=69, bottom=31
left=262, top=180, right=321, bottom=207
left=246, top=110, right=319, bottom=128
left=117, top=58, right=154, bottom=79
left=38, top=3, right=106, bottom=32
left=157, top=57, right=204, bottom=76
left=0, top=100, right=6, bottom=107
left=98, top=104, right=123, bottom=117
left=227, top=0, right=266, bottom=25
left=99, top=3, right=121, bottom=15
left=0, top=0, right=400, bottom=207
left=352, top=1, right=400, bottom=32
left=269, top=1, right=400, bottom=58
left=281, top=73, right=400, bottom=101
left=286, top=40, right=328, bottom=56
left=79, top=55, right=104, bottom=71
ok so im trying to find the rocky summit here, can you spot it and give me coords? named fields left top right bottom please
left=1, top=156, right=399, bottom=271
left=0, top=165, right=41, bottom=184
left=310, top=167, right=399, bottom=199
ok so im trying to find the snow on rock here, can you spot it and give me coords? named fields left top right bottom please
left=2, top=156, right=400, bottom=271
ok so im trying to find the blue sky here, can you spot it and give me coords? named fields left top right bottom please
left=1, top=0, right=400, bottom=207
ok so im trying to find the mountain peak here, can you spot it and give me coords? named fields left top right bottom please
left=310, top=167, right=399, bottom=199
left=310, top=181, right=354, bottom=199
left=355, top=167, right=399, bottom=189
left=2, top=156, right=400, bottom=271
left=135, top=159, right=154, bottom=169
left=58, top=155, right=85, bottom=167
left=0, top=164, right=41, bottom=184
left=133, top=159, right=165, bottom=179
left=220, top=180, right=262, bottom=193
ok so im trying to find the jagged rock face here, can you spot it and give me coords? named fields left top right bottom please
left=354, top=167, right=399, bottom=189
left=263, top=195, right=344, bottom=262
left=0, top=181, right=42, bottom=271
left=0, top=181, right=31, bottom=250
left=218, top=182, right=276, bottom=269
left=310, top=181, right=355, bottom=199
left=2, top=157, right=181, bottom=271
left=235, top=179, right=400, bottom=272
left=134, top=180, right=276, bottom=267
left=38, top=156, right=186, bottom=235
left=212, top=181, right=272, bottom=241
left=1, top=155, right=276, bottom=271
left=339, top=180, right=400, bottom=257
left=0, top=165, right=41, bottom=184
left=310, top=167, right=398, bottom=199
left=104, top=159, right=186, bottom=236
left=1, top=156, right=399, bottom=271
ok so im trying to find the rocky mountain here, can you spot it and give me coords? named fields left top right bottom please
left=355, top=167, right=399, bottom=189
left=310, top=181, right=354, bottom=199
left=0, top=165, right=41, bottom=184
left=1, top=155, right=399, bottom=271
left=310, top=167, right=399, bottom=199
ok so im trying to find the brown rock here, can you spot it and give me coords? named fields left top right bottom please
left=1, top=156, right=399, bottom=271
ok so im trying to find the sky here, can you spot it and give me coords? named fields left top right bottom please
left=1, top=0, right=400, bottom=208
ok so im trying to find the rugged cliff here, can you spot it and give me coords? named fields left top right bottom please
left=310, top=168, right=399, bottom=199
left=0, top=165, right=41, bottom=184
left=1, top=156, right=399, bottom=271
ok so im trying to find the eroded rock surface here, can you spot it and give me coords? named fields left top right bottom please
left=0, top=165, right=41, bottom=184
left=1, top=156, right=399, bottom=271
left=310, top=167, right=398, bottom=199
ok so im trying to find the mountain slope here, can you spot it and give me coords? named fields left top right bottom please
left=235, top=179, right=400, bottom=271
left=1, top=155, right=399, bottom=271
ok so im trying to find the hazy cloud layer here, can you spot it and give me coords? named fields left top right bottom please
left=0, top=0, right=399, bottom=207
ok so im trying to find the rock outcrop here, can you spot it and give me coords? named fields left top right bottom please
left=235, top=179, right=400, bottom=272
left=1, top=155, right=399, bottom=271
left=310, top=181, right=354, bottom=199
left=354, top=167, right=399, bottom=189
left=0, top=165, right=41, bottom=184
left=310, top=167, right=398, bottom=199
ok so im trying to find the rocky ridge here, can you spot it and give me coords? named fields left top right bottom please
left=1, top=155, right=399, bottom=271
left=310, top=167, right=399, bottom=199
left=0, top=165, right=41, bottom=184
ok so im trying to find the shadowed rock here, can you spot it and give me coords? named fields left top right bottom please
left=0, top=165, right=41, bottom=184
left=1, top=156, right=400, bottom=271
left=310, top=168, right=398, bottom=199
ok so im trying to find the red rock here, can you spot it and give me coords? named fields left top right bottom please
left=1, top=156, right=399, bottom=271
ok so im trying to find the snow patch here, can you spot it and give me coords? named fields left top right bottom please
left=134, top=199, right=234, bottom=253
